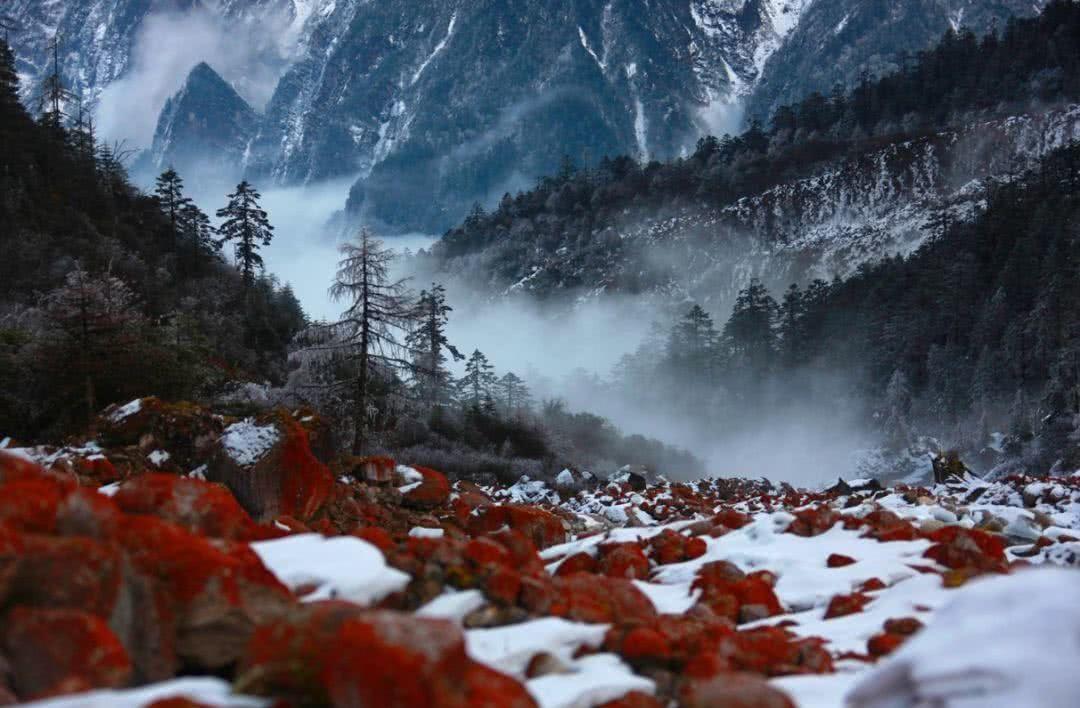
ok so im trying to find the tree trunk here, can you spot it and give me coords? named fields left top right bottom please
left=353, top=239, right=370, bottom=456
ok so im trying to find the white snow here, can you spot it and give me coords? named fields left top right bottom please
left=577, top=27, right=606, bottom=72
left=108, top=398, right=142, bottom=423
left=147, top=450, right=170, bottom=467
left=527, top=653, right=654, bottom=708
left=220, top=419, right=280, bottom=468
left=847, top=568, right=1080, bottom=707
left=417, top=589, right=487, bottom=622
left=409, top=526, right=445, bottom=538
left=466, top=617, right=607, bottom=677
left=97, top=482, right=122, bottom=497
left=411, top=13, right=457, bottom=85
left=633, top=97, right=648, bottom=161
left=251, top=534, right=410, bottom=605
left=21, top=677, right=267, bottom=707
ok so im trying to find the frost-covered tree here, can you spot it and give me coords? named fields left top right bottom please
left=327, top=227, right=416, bottom=453
left=498, top=371, right=531, bottom=414
left=460, top=349, right=496, bottom=408
left=217, top=181, right=273, bottom=288
left=406, top=283, right=462, bottom=408
left=42, top=265, right=145, bottom=418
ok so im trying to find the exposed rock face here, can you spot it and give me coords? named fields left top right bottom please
left=146, top=62, right=258, bottom=179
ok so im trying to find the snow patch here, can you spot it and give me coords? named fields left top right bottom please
left=220, top=419, right=279, bottom=468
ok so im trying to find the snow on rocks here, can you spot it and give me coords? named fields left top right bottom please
left=220, top=419, right=280, bottom=468
left=250, top=533, right=410, bottom=605
left=4, top=403, right=1080, bottom=706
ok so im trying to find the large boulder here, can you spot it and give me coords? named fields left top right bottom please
left=236, top=601, right=536, bottom=707
left=2, top=607, right=132, bottom=701
left=112, top=473, right=263, bottom=541
left=468, top=504, right=566, bottom=549
left=98, top=398, right=223, bottom=471
left=207, top=416, right=334, bottom=523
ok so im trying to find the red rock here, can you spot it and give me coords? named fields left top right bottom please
left=115, top=515, right=292, bottom=670
left=692, top=561, right=783, bottom=624
left=237, top=602, right=535, bottom=707
left=0, top=477, right=119, bottom=538
left=923, top=526, right=1008, bottom=573
left=712, top=509, right=753, bottom=530
left=858, top=510, right=920, bottom=542
left=485, top=565, right=522, bottom=606
left=679, top=671, right=796, bottom=708
left=883, top=617, right=923, bottom=635
left=618, top=627, right=671, bottom=662
left=353, top=526, right=395, bottom=553
left=786, top=507, right=840, bottom=537
left=113, top=473, right=258, bottom=540
left=0, top=451, right=57, bottom=485
left=867, top=632, right=905, bottom=657
left=278, top=421, right=334, bottom=521
left=402, top=466, right=451, bottom=509
left=730, top=627, right=833, bottom=676
left=465, top=537, right=512, bottom=567
left=599, top=691, right=665, bottom=708
left=555, top=552, right=597, bottom=576
left=549, top=574, right=657, bottom=625
left=468, top=505, right=566, bottom=549
left=685, top=536, right=708, bottom=559
left=74, top=456, right=120, bottom=484
left=599, top=543, right=651, bottom=579
left=826, top=553, right=856, bottom=568
left=858, top=577, right=887, bottom=592
left=824, top=592, right=871, bottom=619
left=2, top=607, right=132, bottom=701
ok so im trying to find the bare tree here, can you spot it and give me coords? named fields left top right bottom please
left=327, top=227, right=416, bottom=454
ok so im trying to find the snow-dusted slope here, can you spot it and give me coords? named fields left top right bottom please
left=459, top=104, right=1080, bottom=310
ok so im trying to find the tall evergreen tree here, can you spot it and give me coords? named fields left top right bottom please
left=217, top=181, right=274, bottom=288
left=498, top=371, right=531, bottom=414
left=460, top=349, right=497, bottom=408
left=155, top=167, right=191, bottom=247
left=723, top=278, right=778, bottom=375
left=406, top=283, right=463, bottom=408
left=328, top=227, right=416, bottom=454
left=0, top=39, right=18, bottom=112
left=666, top=304, right=718, bottom=380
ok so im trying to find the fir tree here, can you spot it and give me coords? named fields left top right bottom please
left=217, top=180, right=274, bottom=288
left=406, top=283, right=463, bottom=408
left=498, top=371, right=531, bottom=414
left=0, top=39, right=18, bottom=112
left=155, top=167, right=192, bottom=247
left=460, top=349, right=496, bottom=408
left=328, top=227, right=416, bottom=454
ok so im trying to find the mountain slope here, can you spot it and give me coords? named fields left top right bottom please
left=146, top=62, right=258, bottom=178
left=745, top=0, right=1045, bottom=124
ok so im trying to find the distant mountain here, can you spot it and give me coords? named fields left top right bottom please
left=5, top=0, right=1044, bottom=233
left=146, top=62, right=257, bottom=178
left=745, top=0, right=1046, bottom=124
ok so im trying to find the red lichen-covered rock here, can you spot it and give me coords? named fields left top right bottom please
left=237, top=601, right=536, bottom=707
left=468, top=505, right=566, bottom=549
left=484, top=565, right=522, bottom=606
left=353, top=526, right=395, bottom=553
left=883, top=617, right=924, bottom=635
left=74, top=455, right=121, bottom=484
left=0, top=476, right=119, bottom=538
left=617, top=626, right=672, bottom=662
left=923, top=526, right=1008, bottom=573
left=98, top=398, right=223, bottom=471
left=648, top=529, right=707, bottom=565
left=692, top=561, right=783, bottom=624
left=114, top=515, right=292, bottom=670
left=826, top=553, right=856, bottom=568
left=0, top=451, right=59, bottom=485
left=402, top=466, right=451, bottom=509
left=465, top=537, right=513, bottom=568
left=711, top=509, right=752, bottom=530
left=678, top=671, right=795, bottom=708
left=208, top=417, right=334, bottom=523
left=867, top=632, right=905, bottom=657
left=549, top=574, right=657, bottom=625
left=786, top=507, right=840, bottom=537
left=824, top=592, right=871, bottom=619
left=855, top=509, right=921, bottom=542
left=555, top=551, right=597, bottom=576
left=599, top=543, right=651, bottom=579
left=112, top=473, right=259, bottom=541
left=728, top=626, right=834, bottom=676
left=859, top=577, right=887, bottom=592
left=599, top=691, right=666, bottom=708
left=2, top=607, right=132, bottom=701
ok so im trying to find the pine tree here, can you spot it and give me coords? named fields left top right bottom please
left=328, top=227, right=416, bottom=454
left=406, top=283, right=463, bottom=408
left=778, top=284, right=806, bottom=367
left=667, top=303, right=718, bottom=380
left=460, top=349, right=496, bottom=408
left=498, top=371, right=531, bottom=414
left=217, top=180, right=274, bottom=288
left=155, top=167, right=192, bottom=247
left=723, top=278, right=778, bottom=375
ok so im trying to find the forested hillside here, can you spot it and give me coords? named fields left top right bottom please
left=428, top=1, right=1080, bottom=301
left=0, top=40, right=306, bottom=440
